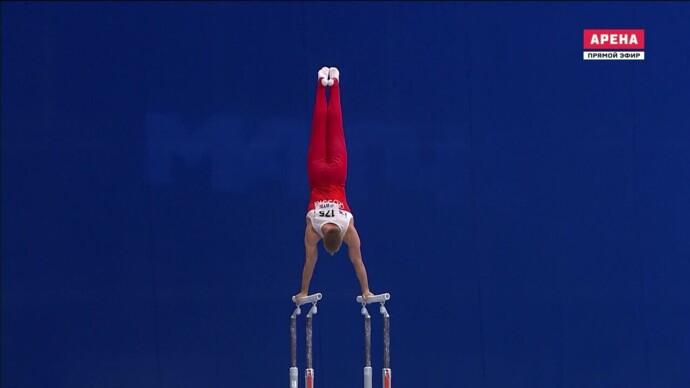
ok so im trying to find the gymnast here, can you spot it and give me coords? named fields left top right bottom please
left=294, top=67, right=374, bottom=302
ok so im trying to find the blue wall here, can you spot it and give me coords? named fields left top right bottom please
left=2, top=3, right=689, bottom=388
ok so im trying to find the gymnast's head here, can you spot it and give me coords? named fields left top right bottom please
left=322, top=223, right=343, bottom=256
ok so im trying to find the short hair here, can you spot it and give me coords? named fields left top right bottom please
left=323, top=228, right=342, bottom=255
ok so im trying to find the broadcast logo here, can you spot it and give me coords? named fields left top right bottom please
left=583, top=29, right=645, bottom=61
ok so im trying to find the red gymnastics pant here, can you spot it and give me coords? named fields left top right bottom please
left=307, top=78, right=350, bottom=212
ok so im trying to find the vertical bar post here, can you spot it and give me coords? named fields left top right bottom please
left=290, top=305, right=301, bottom=388
left=291, top=316, right=297, bottom=368
left=306, top=315, right=313, bottom=370
left=381, top=305, right=391, bottom=388
left=383, top=314, right=390, bottom=369
left=305, top=303, right=318, bottom=388
left=363, top=305, right=372, bottom=388
left=365, top=315, right=372, bottom=368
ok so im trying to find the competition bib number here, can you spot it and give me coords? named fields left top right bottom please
left=315, top=201, right=344, bottom=220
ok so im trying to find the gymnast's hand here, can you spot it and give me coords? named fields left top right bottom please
left=360, top=290, right=374, bottom=301
left=293, top=291, right=309, bottom=302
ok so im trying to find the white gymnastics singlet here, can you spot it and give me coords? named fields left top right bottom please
left=306, top=200, right=353, bottom=238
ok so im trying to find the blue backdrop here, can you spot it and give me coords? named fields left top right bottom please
left=2, top=2, right=689, bottom=388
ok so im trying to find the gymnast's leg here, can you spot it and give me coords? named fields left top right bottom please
left=307, top=67, right=330, bottom=187
left=325, top=67, right=348, bottom=185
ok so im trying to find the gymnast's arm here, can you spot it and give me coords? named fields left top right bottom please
left=295, top=219, right=321, bottom=299
left=343, top=219, right=373, bottom=299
